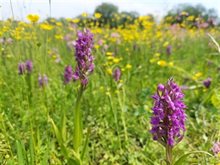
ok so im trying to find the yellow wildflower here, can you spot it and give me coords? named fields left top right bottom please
left=113, top=58, right=120, bottom=64
left=2, top=26, right=9, bottom=32
left=168, top=62, right=174, bottom=67
left=27, top=14, right=40, bottom=23
left=72, top=19, right=80, bottom=23
left=106, top=68, right=112, bottom=75
left=82, top=12, right=88, bottom=17
left=187, top=15, right=194, bottom=21
left=106, top=52, right=113, bottom=56
left=150, top=58, right=157, bottom=63
left=156, top=31, right=162, bottom=39
left=108, top=62, right=113, bottom=65
left=125, top=64, right=132, bottom=70
left=181, top=23, right=186, bottom=28
left=107, top=56, right=114, bottom=60
left=181, top=11, right=188, bottom=16
left=94, top=44, right=99, bottom=49
left=157, top=60, right=167, bottom=67
left=55, top=34, right=63, bottom=40
left=40, top=23, right=53, bottom=31
left=193, top=72, right=203, bottom=80
left=163, top=42, right=169, bottom=47
left=50, top=18, right=56, bottom=23
left=52, top=55, right=57, bottom=59
left=155, top=53, right=160, bottom=57
left=56, top=22, right=62, bottom=26
left=66, top=18, right=72, bottom=22
left=94, top=13, right=102, bottom=19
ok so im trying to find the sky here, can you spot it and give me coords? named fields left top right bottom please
left=1, top=0, right=220, bottom=21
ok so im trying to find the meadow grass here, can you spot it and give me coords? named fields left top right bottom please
left=0, top=16, right=220, bottom=164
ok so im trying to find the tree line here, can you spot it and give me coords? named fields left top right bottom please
left=54, top=3, right=219, bottom=29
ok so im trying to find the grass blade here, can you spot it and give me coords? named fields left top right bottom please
left=16, top=140, right=25, bottom=165
left=174, top=151, right=213, bottom=165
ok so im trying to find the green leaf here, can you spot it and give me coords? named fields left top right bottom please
left=211, top=90, right=220, bottom=109
left=80, top=128, right=91, bottom=160
left=61, top=110, right=67, bottom=143
left=16, top=140, right=25, bottom=165
left=7, top=159, right=15, bottom=165
left=208, top=33, right=220, bottom=53
left=48, top=116, right=68, bottom=157
left=29, top=136, right=35, bottom=165
left=67, top=157, right=81, bottom=165
left=174, top=151, right=213, bottom=165
left=41, top=145, right=49, bottom=165
left=48, top=116, right=63, bottom=145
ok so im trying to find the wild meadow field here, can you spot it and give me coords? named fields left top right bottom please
left=0, top=8, right=220, bottom=165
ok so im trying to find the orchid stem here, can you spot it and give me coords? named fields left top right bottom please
left=73, top=85, right=84, bottom=156
left=166, top=145, right=173, bottom=165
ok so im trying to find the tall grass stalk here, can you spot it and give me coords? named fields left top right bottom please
left=117, top=86, right=128, bottom=141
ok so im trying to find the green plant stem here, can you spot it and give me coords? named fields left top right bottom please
left=61, top=109, right=67, bottom=143
left=108, top=94, right=122, bottom=150
left=26, top=74, right=32, bottom=106
left=117, top=87, right=128, bottom=141
left=73, top=85, right=84, bottom=156
left=166, top=145, right=173, bottom=165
